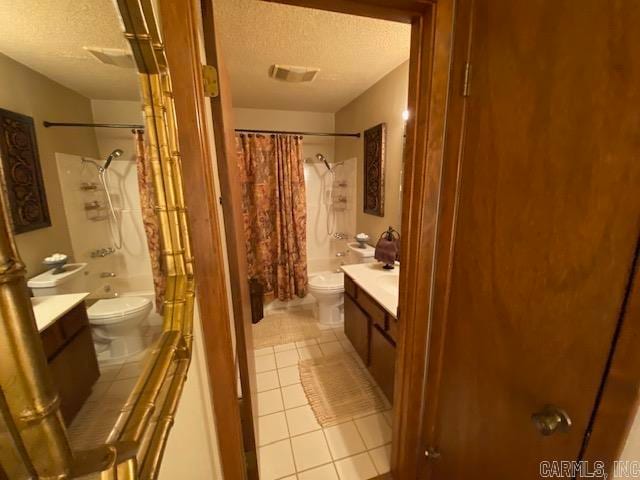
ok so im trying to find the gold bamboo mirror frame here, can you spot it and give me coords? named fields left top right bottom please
left=0, top=0, right=195, bottom=478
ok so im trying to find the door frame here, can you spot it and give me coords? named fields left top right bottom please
left=199, top=0, right=459, bottom=478
left=200, top=0, right=260, bottom=477
left=158, top=1, right=252, bottom=479
left=161, top=0, right=640, bottom=478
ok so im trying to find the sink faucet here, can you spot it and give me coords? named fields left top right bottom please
left=100, top=272, right=116, bottom=278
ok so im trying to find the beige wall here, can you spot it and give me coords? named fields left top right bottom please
left=91, top=99, right=143, bottom=162
left=0, top=53, right=99, bottom=277
left=335, top=61, right=409, bottom=242
left=159, top=303, right=223, bottom=480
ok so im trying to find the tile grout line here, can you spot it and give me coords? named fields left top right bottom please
left=280, top=381, right=298, bottom=479
left=352, top=416, right=390, bottom=475
left=255, top=311, right=389, bottom=479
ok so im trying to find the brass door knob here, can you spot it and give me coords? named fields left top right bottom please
left=531, top=405, right=572, bottom=436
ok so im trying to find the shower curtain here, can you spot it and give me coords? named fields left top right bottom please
left=235, top=134, right=308, bottom=301
left=134, top=130, right=165, bottom=313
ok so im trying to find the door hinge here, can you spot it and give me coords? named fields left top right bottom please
left=202, top=64, right=219, bottom=98
left=462, top=62, right=472, bottom=97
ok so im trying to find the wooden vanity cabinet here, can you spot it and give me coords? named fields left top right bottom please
left=39, top=303, right=99, bottom=424
left=344, top=294, right=370, bottom=363
left=343, top=275, right=396, bottom=402
left=369, top=324, right=396, bottom=401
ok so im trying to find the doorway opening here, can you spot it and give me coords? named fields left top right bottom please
left=164, top=0, right=640, bottom=479
left=216, top=2, right=410, bottom=477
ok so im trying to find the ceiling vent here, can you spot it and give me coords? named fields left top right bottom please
left=269, top=64, right=319, bottom=83
left=84, top=47, right=135, bottom=68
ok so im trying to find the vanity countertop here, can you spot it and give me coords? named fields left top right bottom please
left=31, top=293, right=90, bottom=333
left=341, top=263, right=399, bottom=318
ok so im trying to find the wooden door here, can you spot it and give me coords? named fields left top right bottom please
left=200, top=0, right=259, bottom=477
left=424, top=1, right=640, bottom=478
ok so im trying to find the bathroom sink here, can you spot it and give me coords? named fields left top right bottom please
left=341, top=264, right=400, bottom=318
left=377, top=274, right=399, bottom=295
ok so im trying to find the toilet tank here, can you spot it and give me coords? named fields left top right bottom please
left=27, top=263, right=88, bottom=297
left=347, top=243, right=376, bottom=264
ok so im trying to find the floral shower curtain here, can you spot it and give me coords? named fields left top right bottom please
left=235, top=134, right=308, bottom=301
left=134, top=130, right=165, bottom=313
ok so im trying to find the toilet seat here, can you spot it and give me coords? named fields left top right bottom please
left=308, top=272, right=344, bottom=293
left=88, top=297, right=152, bottom=325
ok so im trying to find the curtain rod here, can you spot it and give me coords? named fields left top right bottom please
left=43, top=122, right=361, bottom=138
left=235, top=128, right=360, bottom=138
left=43, top=121, right=145, bottom=129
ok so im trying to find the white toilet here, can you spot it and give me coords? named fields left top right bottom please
left=308, top=243, right=376, bottom=326
left=87, top=297, right=152, bottom=360
left=308, top=271, right=345, bottom=326
left=27, top=263, right=152, bottom=363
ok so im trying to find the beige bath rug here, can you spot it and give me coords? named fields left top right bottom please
left=252, top=308, right=321, bottom=348
left=299, top=353, right=390, bottom=427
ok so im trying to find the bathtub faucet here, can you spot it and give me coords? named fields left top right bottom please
left=91, top=247, right=116, bottom=258
left=100, top=272, right=116, bottom=278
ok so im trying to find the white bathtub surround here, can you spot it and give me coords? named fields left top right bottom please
left=55, top=153, right=114, bottom=291
left=89, top=100, right=155, bottom=295
left=31, top=293, right=90, bottom=332
left=54, top=153, right=154, bottom=298
left=340, top=263, right=399, bottom=318
left=102, top=157, right=154, bottom=289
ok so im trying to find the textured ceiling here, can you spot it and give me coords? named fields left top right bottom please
left=215, top=0, right=411, bottom=112
left=0, top=0, right=410, bottom=108
left=0, top=0, right=139, bottom=100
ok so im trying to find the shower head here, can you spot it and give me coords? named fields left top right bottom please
left=103, top=149, right=123, bottom=170
left=316, top=153, right=332, bottom=171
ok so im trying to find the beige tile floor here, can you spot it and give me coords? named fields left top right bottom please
left=254, top=310, right=393, bottom=480
left=67, top=324, right=162, bottom=450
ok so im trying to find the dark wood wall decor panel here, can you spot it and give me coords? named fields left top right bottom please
left=363, top=122, right=386, bottom=216
left=0, top=109, right=50, bottom=234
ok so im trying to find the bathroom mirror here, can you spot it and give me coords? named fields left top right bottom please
left=0, top=0, right=194, bottom=478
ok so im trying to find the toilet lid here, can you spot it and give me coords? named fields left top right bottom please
left=88, top=297, right=152, bottom=321
left=309, top=271, right=344, bottom=291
